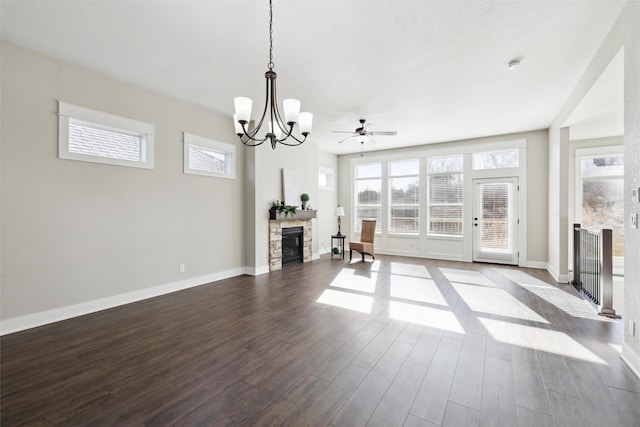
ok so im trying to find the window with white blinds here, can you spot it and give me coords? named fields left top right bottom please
left=58, top=101, right=154, bottom=169
left=354, top=163, right=382, bottom=232
left=427, top=155, right=463, bottom=236
left=183, top=133, right=236, bottom=179
left=480, top=182, right=511, bottom=252
left=389, top=159, right=419, bottom=233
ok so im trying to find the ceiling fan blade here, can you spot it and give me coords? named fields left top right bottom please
left=337, top=135, right=357, bottom=144
left=332, top=130, right=356, bottom=134
left=369, top=131, right=398, bottom=136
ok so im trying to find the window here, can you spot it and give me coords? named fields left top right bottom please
left=319, top=166, right=334, bottom=190
left=354, top=163, right=382, bottom=232
left=577, top=152, right=624, bottom=257
left=389, top=160, right=419, bottom=233
left=183, top=133, right=236, bottom=179
left=472, top=149, right=519, bottom=170
left=58, top=101, right=154, bottom=169
left=427, top=155, right=464, bottom=236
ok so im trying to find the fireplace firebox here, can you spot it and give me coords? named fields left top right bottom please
left=282, top=226, right=303, bottom=266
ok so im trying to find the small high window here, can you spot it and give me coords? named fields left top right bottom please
left=319, top=166, right=334, bottom=190
left=58, top=101, right=154, bottom=169
left=183, top=133, right=236, bottom=179
left=472, top=149, right=519, bottom=170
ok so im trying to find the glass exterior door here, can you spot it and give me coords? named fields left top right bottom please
left=472, top=178, right=519, bottom=265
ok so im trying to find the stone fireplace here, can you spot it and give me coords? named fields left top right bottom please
left=269, top=210, right=316, bottom=271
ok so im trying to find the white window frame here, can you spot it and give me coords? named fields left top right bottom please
left=183, top=133, right=236, bottom=179
left=354, top=162, right=383, bottom=233
left=472, top=148, right=519, bottom=170
left=388, top=159, right=420, bottom=235
left=426, top=155, right=464, bottom=238
left=574, top=146, right=624, bottom=270
left=58, top=101, right=154, bottom=169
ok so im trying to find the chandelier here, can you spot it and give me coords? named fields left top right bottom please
left=233, top=0, right=313, bottom=149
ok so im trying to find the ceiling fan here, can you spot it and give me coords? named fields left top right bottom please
left=332, top=118, right=397, bottom=144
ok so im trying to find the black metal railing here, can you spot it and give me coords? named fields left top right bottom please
left=572, top=223, right=619, bottom=318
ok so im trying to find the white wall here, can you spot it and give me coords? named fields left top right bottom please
left=317, top=150, right=339, bottom=254
left=548, top=0, right=640, bottom=374
left=0, top=42, right=245, bottom=331
left=244, top=138, right=321, bottom=273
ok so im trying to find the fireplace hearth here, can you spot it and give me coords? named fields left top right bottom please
left=269, top=218, right=313, bottom=272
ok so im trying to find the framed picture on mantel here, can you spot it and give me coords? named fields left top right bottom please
left=282, top=169, right=301, bottom=206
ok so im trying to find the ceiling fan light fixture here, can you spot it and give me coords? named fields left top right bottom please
left=232, top=0, right=312, bottom=149
left=507, top=59, right=521, bottom=70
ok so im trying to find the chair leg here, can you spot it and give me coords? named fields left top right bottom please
left=350, top=249, right=352, bottom=260
left=361, top=252, right=365, bottom=262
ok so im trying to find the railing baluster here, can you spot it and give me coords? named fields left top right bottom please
left=599, top=229, right=619, bottom=318
left=572, top=225, right=618, bottom=318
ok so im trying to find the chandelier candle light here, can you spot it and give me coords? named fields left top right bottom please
left=233, top=0, right=313, bottom=149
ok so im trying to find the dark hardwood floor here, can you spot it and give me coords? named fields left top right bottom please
left=2, top=255, right=640, bottom=426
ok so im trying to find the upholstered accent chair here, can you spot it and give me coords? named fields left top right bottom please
left=350, top=219, right=376, bottom=262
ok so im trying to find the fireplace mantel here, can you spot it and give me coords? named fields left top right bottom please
left=269, top=208, right=317, bottom=221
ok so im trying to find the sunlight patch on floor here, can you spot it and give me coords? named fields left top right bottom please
left=367, top=260, right=383, bottom=272
left=452, top=282, right=549, bottom=324
left=390, top=276, right=447, bottom=306
left=492, top=268, right=610, bottom=321
left=316, top=289, right=373, bottom=313
left=329, top=270, right=377, bottom=294
left=390, top=301, right=465, bottom=333
left=440, top=268, right=498, bottom=287
left=480, top=317, right=606, bottom=364
left=390, top=262, right=431, bottom=278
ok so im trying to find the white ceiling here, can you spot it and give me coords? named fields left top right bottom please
left=0, top=0, right=627, bottom=154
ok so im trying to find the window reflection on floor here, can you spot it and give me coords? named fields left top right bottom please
left=315, top=259, right=613, bottom=365
left=316, top=289, right=373, bottom=313
left=479, top=317, right=606, bottom=364
left=389, top=301, right=465, bottom=333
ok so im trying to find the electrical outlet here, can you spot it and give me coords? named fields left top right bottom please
left=179, top=264, right=185, bottom=273
left=631, top=213, right=638, bottom=229
left=630, top=320, right=636, bottom=337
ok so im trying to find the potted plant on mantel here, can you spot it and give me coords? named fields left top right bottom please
left=300, top=193, right=310, bottom=210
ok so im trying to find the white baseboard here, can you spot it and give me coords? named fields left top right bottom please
left=0, top=268, right=244, bottom=336
left=244, top=265, right=270, bottom=276
left=377, top=249, right=421, bottom=258
left=527, top=261, right=548, bottom=269
left=546, top=263, right=570, bottom=283
left=622, top=342, right=640, bottom=379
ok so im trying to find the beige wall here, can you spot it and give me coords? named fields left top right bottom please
left=337, top=129, right=549, bottom=265
left=1, top=42, right=245, bottom=324
left=317, top=150, right=339, bottom=253
left=245, top=136, right=321, bottom=272
left=548, top=0, right=640, bottom=371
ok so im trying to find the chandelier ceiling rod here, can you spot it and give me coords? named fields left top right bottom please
left=233, top=0, right=312, bottom=149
